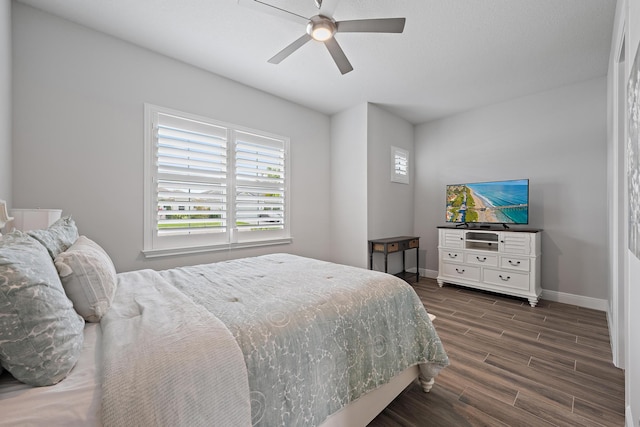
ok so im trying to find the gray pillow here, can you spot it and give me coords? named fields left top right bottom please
left=0, top=231, right=85, bottom=386
left=27, top=216, right=79, bottom=259
left=55, top=236, right=117, bottom=322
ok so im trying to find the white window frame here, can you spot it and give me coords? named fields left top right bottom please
left=143, top=104, right=291, bottom=258
left=390, top=146, right=410, bottom=184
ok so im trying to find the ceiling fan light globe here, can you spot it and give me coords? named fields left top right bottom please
left=311, top=26, right=332, bottom=41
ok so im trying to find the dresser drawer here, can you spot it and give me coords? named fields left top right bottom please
left=387, top=242, right=399, bottom=252
left=465, top=252, right=498, bottom=267
left=500, top=256, right=530, bottom=272
left=483, top=268, right=530, bottom=290
left=442, top=262, right=480, bottom=281
left=441, top=249, right=464, bottom=263
left=397, top=238, right=419, bottom=251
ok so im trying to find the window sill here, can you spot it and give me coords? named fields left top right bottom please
left=142, top=237, right=293, bottom=259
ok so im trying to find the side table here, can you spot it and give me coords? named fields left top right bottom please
left=368, top=236, right=420, bottom=283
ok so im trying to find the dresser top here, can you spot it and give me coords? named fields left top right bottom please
left=437, top=225, right=541, bottom=233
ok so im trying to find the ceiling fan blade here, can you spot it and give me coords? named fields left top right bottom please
left=268, top=33, right=313, bottom=64
left=237, top=0, right=309, bottom=25
left=336, top=17, right=406, bottom=33
left=317, top=0, right=340, bottom=17
left=323, top=38, right=353, bottom=74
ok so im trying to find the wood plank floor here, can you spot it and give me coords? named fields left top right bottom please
left=368, top=278, right=625, bottom=427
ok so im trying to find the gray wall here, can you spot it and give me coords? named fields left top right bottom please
left=330, top=103, right=368, bottom=268
left=414, top=77, right=608, bottom=301
left=367, top=104, right=415, bottom=273
left=12, top=3, right=333, bottom=272
left=0, top=0, right=10, bottom=207
left=329, top=103, right=415, bottom=272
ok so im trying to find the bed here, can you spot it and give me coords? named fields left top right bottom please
left=0, top=218, right=449, bottom=426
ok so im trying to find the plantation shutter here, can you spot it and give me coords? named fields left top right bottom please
left=144, top=104, right=290, bottom=255
left=155, top=113, right=228, bottom=236
left=234, top=131, right=286, bottom=232
left=391, top=146, right=409, bottom=184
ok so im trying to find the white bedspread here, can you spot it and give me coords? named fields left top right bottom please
left=100, top=269, right=251, bottom=427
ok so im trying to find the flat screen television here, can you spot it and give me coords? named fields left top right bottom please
left=445, top=179, right=529, bottom=225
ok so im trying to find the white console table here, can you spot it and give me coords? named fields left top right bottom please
left=436, top=226, right=542, bottom=307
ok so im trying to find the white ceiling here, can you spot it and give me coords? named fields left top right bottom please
left=15, top=0, right=616, bottom=124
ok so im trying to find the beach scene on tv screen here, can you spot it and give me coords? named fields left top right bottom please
left=446, top=179, right=529, bottom=224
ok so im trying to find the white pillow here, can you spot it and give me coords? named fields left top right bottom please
left=54, top=236, right=117, bottom=322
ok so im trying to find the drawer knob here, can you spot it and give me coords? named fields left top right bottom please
left=448, top=253, right=458, bottom=258
left=508, top=260, right=521, bottom=266
left=476, top=256, right=486, bottom=262
left=455, top=268, right=465, bottom=274
left=499, top=275, right=511, bottom=281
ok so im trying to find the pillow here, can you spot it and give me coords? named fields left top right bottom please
left=27, top=216, right=79, bottom=259
left=0, top=231, right=84, bottom=386
left=54, top=236, right=117, bottom=322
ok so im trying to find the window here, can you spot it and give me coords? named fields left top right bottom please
left=143, top=104, right=290, bottom=257
left=390, top=146, right=409, bottom=184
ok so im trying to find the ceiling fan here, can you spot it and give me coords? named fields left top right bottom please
left=238, top=0, right=406, bottom=74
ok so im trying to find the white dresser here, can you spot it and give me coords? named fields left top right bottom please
left=436, top=227, right=542, bottom=307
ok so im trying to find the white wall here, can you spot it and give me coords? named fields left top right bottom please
left=330, top=103, right=368, bottom=268
left=629, top=256, right=640, bottom=426
left=11, top=3, right=332, bottom=272
left=0, top=0, right=10, bottom=206
left=414, top=77, right=608, bottom=303
left=607, top=1, right=632, bottom=424
left=621, top=0, right=640, bottom=423
left=367, top=104, right=415, bottom=273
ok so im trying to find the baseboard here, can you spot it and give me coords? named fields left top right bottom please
left=419, top=268, right=438, bottom=279
left=540, top=289, right=609, bottom=311
left=417, top=271, right=608, bottom=311
left=607, top=307, right=625, bottom=369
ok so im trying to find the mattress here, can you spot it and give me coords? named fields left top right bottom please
left=0, top=323, right=103, bottom=426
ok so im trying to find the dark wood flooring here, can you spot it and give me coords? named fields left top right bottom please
left=368, top=278, right=625, bottom=427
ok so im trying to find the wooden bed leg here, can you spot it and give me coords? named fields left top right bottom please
left=418, top=376, right=435, bottom=392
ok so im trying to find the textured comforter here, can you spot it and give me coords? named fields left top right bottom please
left=100, top=269, right=252, bottom=427
left=158, top=253, right=449, bottom=426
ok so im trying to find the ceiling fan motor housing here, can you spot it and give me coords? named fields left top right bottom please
left=307, top=15, right=337, bottom=41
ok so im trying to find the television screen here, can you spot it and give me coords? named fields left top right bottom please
left=446, top=179, right=529, bottom=224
